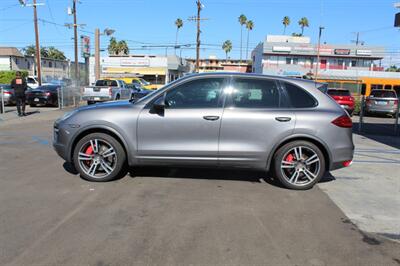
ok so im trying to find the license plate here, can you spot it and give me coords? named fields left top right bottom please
left=376, top=101, right=386, bottom=105
left=34, top=98, right=39, bottom=102
left=94, top=97, right=100, bottom=101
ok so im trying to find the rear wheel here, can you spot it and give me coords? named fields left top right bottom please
left=73, top=133, right=126, bottom=182
left=273, top=141, right=325, bottom=190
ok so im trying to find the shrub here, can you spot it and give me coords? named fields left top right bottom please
left=0, top=70, right=29, bottom=84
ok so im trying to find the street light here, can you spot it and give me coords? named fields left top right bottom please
left=95, top=28, right=115, bottom=80
left=315, top=26, right=325, bottom=82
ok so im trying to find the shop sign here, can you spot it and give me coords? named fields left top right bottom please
left=272, top=46, right=292, bottom=53
left=334, top=49, right=351, bottom=55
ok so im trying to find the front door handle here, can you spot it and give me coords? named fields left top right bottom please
left=203, top=116, right=220, bottom=121
left=275, top=117, right=292, bottom=122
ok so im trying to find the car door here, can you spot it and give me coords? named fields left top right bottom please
left=218, top=77, right=296, bottom=168
left=137, top=77, right=227, bottom=165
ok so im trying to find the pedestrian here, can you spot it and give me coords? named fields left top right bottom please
left=11, top=71, right=28, bottom=117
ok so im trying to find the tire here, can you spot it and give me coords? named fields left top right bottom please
left=273, top=141, right=326, bottom=190
left=115, top=95, right=120, bottom=101
left=73, top=133, right=127, bottom=182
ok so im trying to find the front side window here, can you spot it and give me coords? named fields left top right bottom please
left=165, top=78, right=224, bottom=109
left=283, top=82, right=317, bottom=108
left=229, top=78, right=280, bottom=108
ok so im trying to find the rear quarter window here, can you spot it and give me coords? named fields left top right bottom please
left=283, top=82, right=318, bottom=108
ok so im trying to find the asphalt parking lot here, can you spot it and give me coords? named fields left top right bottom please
left=0, top=108, right=399, bottom=265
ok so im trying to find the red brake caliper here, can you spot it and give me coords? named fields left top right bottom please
left=286, top=154, right=294, bottom=162
left=85, top=146, right=94, bottom=165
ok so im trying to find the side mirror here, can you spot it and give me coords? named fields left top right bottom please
left=151, top=95, right=165, bottom=114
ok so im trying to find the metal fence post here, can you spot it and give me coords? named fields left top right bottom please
left=58, top=87, right=61, bottom=110
left=0, top=87, right=4, bottom=114
left=395, top=100, right=400, bottom=134
left=358, top=95, right=365, bottom=132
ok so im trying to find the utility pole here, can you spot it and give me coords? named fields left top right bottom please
left=351, top=32, right=365, bottom=46
left=315, top=26, right=324, bottom=82
left=32, top=0, right=42, bottom=86
left=95, top=28, right=100, bottom=80
left=188, top=1, right=208, bottom=73
left=73, top=0, right=79, bottom=85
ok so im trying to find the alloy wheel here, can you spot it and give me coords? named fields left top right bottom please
left=78, top=139, right=117, bottom=179
left=280, top=146, right=321, bottom=187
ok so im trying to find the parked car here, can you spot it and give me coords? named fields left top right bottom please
left=326, top=89, right=355, bottom=116
left=53, top=73, right=354, bottom=190
left=0, top=84, right=16, bottom=105
left=127, top=84, right=154, bottom=102
left=131, top=77, right=159, bottom=90
left=365, top=89, right=398, bottom=117
left=26, top=85, right=60, bottom=107
left=82, top=79, right=131, bottom=105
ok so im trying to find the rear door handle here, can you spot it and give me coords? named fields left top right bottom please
left=275, top=117, right=292, bottom=122
left=203, top=116, right=220, bottom=121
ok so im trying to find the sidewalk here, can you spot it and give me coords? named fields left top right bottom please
left=0, top=106, right=69, bottom=127
left=319, top=133, right=400, bottom=242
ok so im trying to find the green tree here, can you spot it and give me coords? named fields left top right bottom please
left=47, top=47, right=66, bottom=60
left=238, top=14, right=247, bottom=62
left=222, top=40, right=233, bottom=61
left=23, top=45, right=36, bottom=57
left=282, top=16, right=290, bottom=34
left=175, top=18, right=184, bottom=47
left=117, top=40, right=129, bottom=55
left=246, top=20, right=254, bottom=61
left=298, top=17, right=309, bottom=36
left=386, top=65, right=400, bottom=72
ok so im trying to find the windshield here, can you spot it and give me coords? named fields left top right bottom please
left=140, top=78, right=150, bottom=86
left=370, top=90, right=396, bottom=98
left=327, top=90, right=351, bottom=96
left=95, top=80, right=118, bottom=87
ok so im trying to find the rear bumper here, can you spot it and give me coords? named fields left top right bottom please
left=27, top=96, right=54, bottom=105
left=82, top=96, right=112, bottom=102
left=365, top=107, right=397, bottom=114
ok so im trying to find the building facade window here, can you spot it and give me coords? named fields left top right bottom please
left=286, top=57, right=291, bottom=65
left=292, top=58, right=298, bottom=65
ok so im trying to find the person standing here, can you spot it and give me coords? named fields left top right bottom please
left=11, top=71, right=28, bottom=117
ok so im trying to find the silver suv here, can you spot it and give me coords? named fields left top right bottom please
left=53, top=73, right=354, bottom=190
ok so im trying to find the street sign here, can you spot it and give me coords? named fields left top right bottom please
left=81, top=35, right=90, bottom=58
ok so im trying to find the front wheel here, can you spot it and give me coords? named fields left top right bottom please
left=273, top=141, right=325, bottom=190
left=73, top=133, right=127, bottom=182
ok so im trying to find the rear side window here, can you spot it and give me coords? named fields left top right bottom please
left=283, top=82, right=317, bottom=108
left=327, top=89, right=351, bottom=96
left=230, top=78, right=280, bottom=108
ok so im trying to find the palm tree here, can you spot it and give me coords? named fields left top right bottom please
left=175, top=18, right=183, bottom=48
left=282, top=16, right=290, bottom=35
left=222, top=40, right=233, bottom=61
left=245, top=20, right=254, bottom=61
left=238, top=14, right=247, bottom=63
left=108, top=37, right=118, bottom=55
left=298, top=17, right=309, bottom=36
left=118, top=40, right=129, bottom=55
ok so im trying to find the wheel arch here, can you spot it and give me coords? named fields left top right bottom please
left=266, top=134, right=332, bottom=172
left=68, top=125, right=131, bottom=164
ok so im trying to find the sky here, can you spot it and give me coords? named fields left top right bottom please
left=1, top=0, right=400, bottom=66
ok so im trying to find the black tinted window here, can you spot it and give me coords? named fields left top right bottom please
left=370, top=90, right=396, bottom=98
left=230, top=78, right=280, bottom=108
left=327, top=89, right=351, bottom=96
left=95, top=80, right=118, bottom=87
left=165, top=78, right=224, bottom=108
left=284, top=82, right=317, bottom=108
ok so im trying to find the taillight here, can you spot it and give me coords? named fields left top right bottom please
left=109, top=87, right=112, bottom=96
left=366, top=99, right=372, bottom=105
left=3, top=91, right=11, bottom=95
left=394, top=99, right=399, bottom=105
left=342, top=160, right=352, bottom=167
left=332, top=115, right=353, bottom=128
left=45, top=92, right=51, bottom=96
